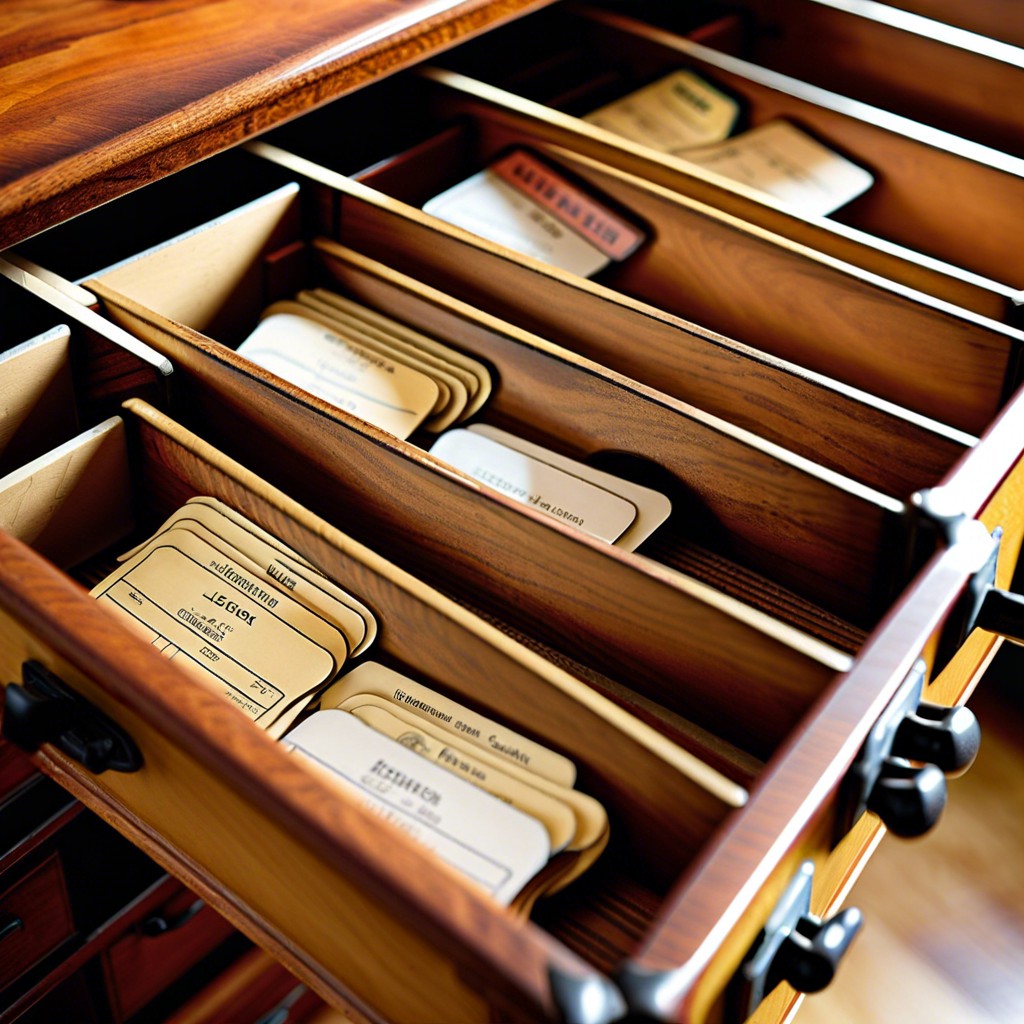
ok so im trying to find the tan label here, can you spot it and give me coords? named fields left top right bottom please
left=119, top=503, right=375, bottom=655
left=320, top=662, right=577, bottom=788
left=684, top=119, right=874, bottom=216
left=92, top=534, right=338, bottom=726
left=585, top=70, right=740, bottom=153
left=285, top=710, right=551, bottom=906
left=237, top=312, right=440, bottom=439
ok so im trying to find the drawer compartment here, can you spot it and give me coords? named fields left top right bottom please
left=285, top=111, right=1019, bottom=437
left=640, top=0, right=1024, bottom=159
left=424, top=4, right=1024, bottom=319
left=63, top=180, right=906, bottom=760
left=0, top=270, right=169, bottom=477
left=0, top=853, right=75, bottom=992
left=18, top=152, right=972, bottom=497
left=0, top=397, right=748, bottom=1021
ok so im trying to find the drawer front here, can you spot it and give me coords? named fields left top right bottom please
left=0, top=852, right=75, bottom=991
left=103, top=889, right=235, bottom=1021
left=0, top=585, right=520, bottom=1022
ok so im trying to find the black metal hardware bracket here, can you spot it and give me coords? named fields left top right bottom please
left=725, top=860, right=862, bottom=1021
left=2, top=660, right=143, bottom=774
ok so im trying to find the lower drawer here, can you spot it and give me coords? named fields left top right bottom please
left=102, top=889, right=235, bottom=1021
left=0, top=853, right=75, bottom=992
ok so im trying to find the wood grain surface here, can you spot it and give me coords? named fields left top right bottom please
left=317, top=240, right=966, bottom=505
left=451, top=6, right=1024, bottom=292
left=881, top=0, right=1024, bottom=47
left=90, top=281, right=850, bottom=759
left=722, top=0, right=1024, bottom=158
left=0, top=404, right=654, bottom=1022
left=322, top=137, right=1019, bottom=437
left=0, top=0, right=557, bottom=247
left=421, top=65, right=1017, bottom=323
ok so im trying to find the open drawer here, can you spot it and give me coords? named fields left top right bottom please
left=420, top=3, right=1024, bottom=323
left=0, top=397, right=742, bottom=1023
left=0, top=361, right=1019, bottom=1024
left=0, top=271, right=1021, bottom=1023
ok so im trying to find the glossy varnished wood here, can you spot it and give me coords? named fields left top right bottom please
left=617, top=383, right=1024, bottom=1022
left=882, top=0, right=1024, bottom=46
left=799, top=667, right=1024, bottom=1024
left=420, top=65, right=1018, bottom=323
left=90, top=283, right=846, bottom=758
left=0, top=0, right=557, bottom=247
left=87, top=199, right=907, bottom=625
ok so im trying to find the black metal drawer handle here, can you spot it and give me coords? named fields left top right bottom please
left=618, top=861, right=863, bottom=1021
left=2, top=661, right=142, bottom=774
left=140, top=898, right=205, bottom=937
left=0, top=914, right=24, bottom=943
left=838, top=661, right=981, bottom=841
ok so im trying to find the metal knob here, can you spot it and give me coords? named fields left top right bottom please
left=768, top=908, right=864, bottom=994
left=892, top=702, right=980, bottom=775
left=866, top=758, right=947, bottom=837
left=976, top=587, right=1024, bottom=646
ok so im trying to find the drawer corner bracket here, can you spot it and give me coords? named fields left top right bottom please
left=725, top=860, right=862, bottom=1022
left=548, top=964, right=628, bottom=1024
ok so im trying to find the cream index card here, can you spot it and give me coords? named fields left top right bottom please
left=468, top=425, right=671, bottom=551
left=430, top=428, right=638, bottom=544
left=237, top=312, right=439, bottom=439
left=285, top=710, right=551, bottom=906
left=349, top=702, right=577, bottom=853
left=118, top=503, right=374, bottom=656
left=320, top=662, right=577, bottom=788
left=683, top=120, right=874, bottom=216
left=585, top=70, right=741, bottom=153
left=92, top=531, right=340, bottom=728
left=423, top=149, right=644, bottom=278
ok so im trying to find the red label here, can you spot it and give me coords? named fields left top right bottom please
left=490, top=150, right=644, bottom=262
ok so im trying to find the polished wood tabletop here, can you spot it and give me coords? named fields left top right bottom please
left=0, top=0, right=554, bottom=247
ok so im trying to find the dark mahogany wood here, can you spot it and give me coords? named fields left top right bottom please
left=0, top=853, right=75, bottom=991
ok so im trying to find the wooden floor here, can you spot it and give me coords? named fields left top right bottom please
left=800, top=644, right=1024, bottom=1024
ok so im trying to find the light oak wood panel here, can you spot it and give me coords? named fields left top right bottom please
left=0, top=0, right=560, bottom=247
left=716, top=0, right=1024, bottom=158
left=621, top=533, right=1006, bottom=1022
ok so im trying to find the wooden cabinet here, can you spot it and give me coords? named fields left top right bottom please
left=1, top=2, right=1022, bottom=1022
